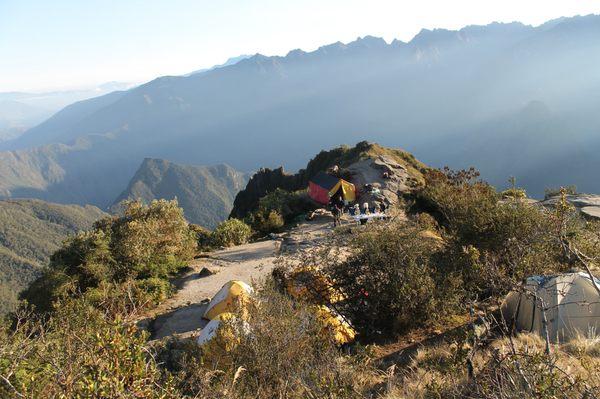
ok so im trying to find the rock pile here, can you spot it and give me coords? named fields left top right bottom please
left=347, top=155, right=421, bottom=207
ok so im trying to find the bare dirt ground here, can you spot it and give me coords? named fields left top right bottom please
left=140, top=218, right=334, bottom=340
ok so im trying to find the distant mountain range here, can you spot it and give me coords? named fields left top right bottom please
left=0, top=82, right=136, bottom=142
left=0, top=199, right=105, bottom=313
left=112, top=158, right=248, bottom=229
left=185, top=55, right=251, bottom=76
left=1, top=14, right=600, bottom=204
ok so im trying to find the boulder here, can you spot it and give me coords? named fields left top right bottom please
left=347, top=155, right=419, bottom=207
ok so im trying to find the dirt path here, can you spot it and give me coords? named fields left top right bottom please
left=142, top=239, right=280, bottom=339
left=140, top=218, right=335, bottom=340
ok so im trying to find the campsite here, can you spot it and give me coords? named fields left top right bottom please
left=4, top=142, right=600, bottom=398
left=3, top=4, right=600, bottom=396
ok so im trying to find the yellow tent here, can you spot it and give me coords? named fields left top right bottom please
left=196, top=312, right=251, bottom=361
left=330, top=179, right=356, bottom=202
left=203, top=280, right=254, bottom=320
left=308, top=172, right=356, bottom=204
left=197, top=312, right=237, bottom=347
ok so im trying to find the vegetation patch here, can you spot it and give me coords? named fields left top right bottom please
left=21, top=199, right=197, bottom=313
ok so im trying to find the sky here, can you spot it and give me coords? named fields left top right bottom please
left=1, top=0, right=599, bottom=92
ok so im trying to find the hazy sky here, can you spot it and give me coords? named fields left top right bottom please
left=1, top=0, right=599, bottom=92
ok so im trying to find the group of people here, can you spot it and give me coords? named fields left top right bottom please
left=329, top=196, right=387, bottom=227
left=350, top=201, right=386, bottom=216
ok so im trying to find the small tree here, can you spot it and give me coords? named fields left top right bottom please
left=22, top=199, right=197, bottom=313
left=211, top=218, right=252, bottom=247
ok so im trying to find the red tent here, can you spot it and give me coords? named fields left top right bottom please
left=308, top=172, right=356, bottom=205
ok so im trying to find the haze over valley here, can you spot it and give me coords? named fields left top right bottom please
left=1, top=15, right=599, bottom=209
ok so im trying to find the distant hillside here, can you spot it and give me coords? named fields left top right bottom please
left=112, top=159, right=248, bottom=229
left=0, top=100, right=51, bottom=142
left=1, top=15, right=600, bottom=204
left=0, top=83, right=135, bottom=143
left=0, top=199, right=106, bottom=313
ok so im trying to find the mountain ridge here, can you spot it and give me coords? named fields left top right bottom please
left=0, top=14, right=599, bottom=206
left=111, top=158, right=248, bottom=229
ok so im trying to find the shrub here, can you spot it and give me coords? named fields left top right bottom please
left=501, top=187, right=527, bottom=199
left=164, top=282, right=366, bottom=398
left=325, top=221, right=440, bottom=335
left=248, top=189, right=316, bottom=235
left=106, top=199, right=197, bottom=279
left=414, top=167, right=572, bottom=299
left=211, top=218, right=252, bottom=247
left=188, top=223, right=213, bottom=251
left=545, top=185, right=577, bottom=199
left=0, top=302, right=177, bottom=398
left=251, top=209, right=285, bottom=235
left=21, top=199, right=196, bottom=314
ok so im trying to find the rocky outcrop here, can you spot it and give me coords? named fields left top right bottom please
left=347, top=155, right=423, bottom=207
left=540, top=194, right=600, bottom=220
left=229, top=167, right=301, bottom=219
left=229, top=142, right=427, bottom=219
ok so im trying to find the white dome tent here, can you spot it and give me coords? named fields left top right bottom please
left=501, top=272, right=600, bottom=342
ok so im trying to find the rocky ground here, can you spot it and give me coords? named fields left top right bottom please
left=347, top=155, right=419, bottom=207
left=540, top=194, right=600, bottom=219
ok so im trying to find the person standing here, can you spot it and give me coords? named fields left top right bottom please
left=332, top=202, right=342, bottom=227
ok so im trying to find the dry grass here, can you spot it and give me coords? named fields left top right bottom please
left=376, top=332, right=600, bottom=399
left=562, top=329, right=600, bottom=357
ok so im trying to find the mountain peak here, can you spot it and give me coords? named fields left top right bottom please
left=112, top=159, right=247, bottom=229
left=348, top=35, right=388, bottom=48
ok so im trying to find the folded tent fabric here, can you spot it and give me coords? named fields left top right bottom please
left=316, top=305, right=356, bottom=345
left=203, top=280, right=254, bottom=320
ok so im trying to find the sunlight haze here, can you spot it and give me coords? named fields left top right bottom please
left=1, top=0, right=599, bottom=91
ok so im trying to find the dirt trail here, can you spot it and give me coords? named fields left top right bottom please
left=141, top=218, right=334, bottom=340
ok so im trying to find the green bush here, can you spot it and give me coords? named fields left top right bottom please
left=21, top=199, right=197, bottom=313
left=250, top=209, right=285, bottom=235
left=501, top=187, right=527, bottom=199
left=0, top=302, right=177, bottom=398
left=415, top=168, right=579, bottom=298
left=106, top=199, right=197, bottom=279
left=248, top=189, right=315, bottom=235
left=544, top=185, right=577, bottom=199
left=326, top=221, right=440, bottom=335
left=211, top=218, right=252, bottom=247
left=188, top=224, right=213, bottom=251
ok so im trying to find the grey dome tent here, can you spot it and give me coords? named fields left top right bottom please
left=501, top=272, right=600, bottom=342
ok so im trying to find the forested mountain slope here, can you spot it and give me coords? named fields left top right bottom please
left=112, top=159, right=248, bottom=229
left=1, top=15, right=599, bottom=204
left=0, top=199, right=105, bottom=313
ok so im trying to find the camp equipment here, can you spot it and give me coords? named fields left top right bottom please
left=308, top=172, right=356, bottom=205
left=501, top=272, right=600, bottom=342
left=203, top=280, right=254, bottom=320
